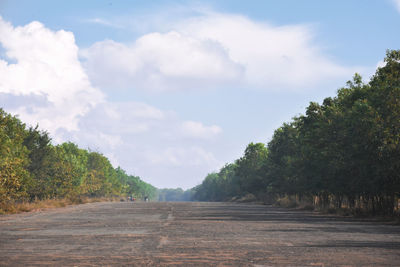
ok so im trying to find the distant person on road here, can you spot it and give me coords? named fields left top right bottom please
left=144, top=196, right=148, bottom=202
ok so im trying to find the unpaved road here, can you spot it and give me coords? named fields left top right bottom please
left=1, top=202, right=399, bottom=266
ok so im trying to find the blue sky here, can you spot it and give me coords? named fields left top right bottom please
left=1, top=0, right=399, bottom=188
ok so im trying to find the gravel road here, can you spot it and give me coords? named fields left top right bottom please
left=1, top=201, right=399, bottom=266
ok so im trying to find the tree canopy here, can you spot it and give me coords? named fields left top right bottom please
left=0, top=111, right=157, bottom=210
left=192, top=50, right=400, bottom=216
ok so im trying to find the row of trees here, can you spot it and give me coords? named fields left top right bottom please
left=192, top=50, right=400, bottom=215
left=0, top=110, right=157, bottom=208
left=192, top=143, right=268, bottom=202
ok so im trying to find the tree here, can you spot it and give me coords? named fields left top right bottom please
left=46, top=143, right=88, bottom=199
left=235, top=143, right=268, bottom=195
left=0, top=109, right=30, bottom=205
left=84, top=151, right=120, bottom=197
left=23, top=126, right=54, bottom=200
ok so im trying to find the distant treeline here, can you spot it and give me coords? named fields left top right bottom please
left=158, top=188, right=194, bottom=202
left=0, top=111, right=157, bottom=210
left=192, top=50, right=400, bottom=216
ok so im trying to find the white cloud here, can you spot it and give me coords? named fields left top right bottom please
left=179, top=13, right=355, bottom=90
left=0, top=17, right=104, bottom=133
left=82, top=11, right=357, bottom=92
left=85, top=18, right=122, bottom=28
left=181, top=120, right=222, bottom=139
left=393, top=0, right=400, bottom=13
left=82, top=31, right=244, bottom=91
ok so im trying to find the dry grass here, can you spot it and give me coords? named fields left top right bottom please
left=0, top=197, right=120, bottom=215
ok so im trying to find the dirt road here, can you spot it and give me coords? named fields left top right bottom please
left=1, top=202, right=399, bottom=266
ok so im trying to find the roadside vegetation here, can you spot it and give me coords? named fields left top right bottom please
left=2, top=50, right=400, bottom=216
left=192, top=50, right=400, bottom=217
left=0, top=112, right=157, bottom=214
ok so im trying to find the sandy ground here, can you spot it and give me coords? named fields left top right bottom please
left=1, top=201, right=400, bottom=266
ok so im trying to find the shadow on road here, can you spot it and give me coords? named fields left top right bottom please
left=307, top=241, right=400, bottom=249
left=180, top=203, right=400, bottom=235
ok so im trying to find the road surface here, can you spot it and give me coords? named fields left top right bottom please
left=1, top=202, right=399, bottom=266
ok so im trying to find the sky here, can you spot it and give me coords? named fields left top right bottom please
left=0, top=0, right=399, bottom=189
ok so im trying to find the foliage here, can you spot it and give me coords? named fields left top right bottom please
left=23, top=126, right=53, bottom=200
left=0, top=108, right=157, bottom=210
left=192, top=50, right=400, bottom=216
left=0, top=109, right=30, bottom=205
left=115, top=167, right=158, bottom=200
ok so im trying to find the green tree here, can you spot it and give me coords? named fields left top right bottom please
left=0, top=109, right=30, bottom=205
left=23, top=126, right=54, bottom=200
left=47, top=143, right=88, bottom=199
left=84, top=151, right=120, bottom=197
left=236, top=143, right=268, bottom=195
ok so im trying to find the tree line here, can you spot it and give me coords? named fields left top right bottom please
left=0, top=111, right=157, bottom=210
left=157, top=188, right=194, bottom=202
left=192, top=50, right=400, bottom=216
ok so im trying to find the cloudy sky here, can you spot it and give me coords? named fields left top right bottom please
left=0, top=0, right=399, bottom=189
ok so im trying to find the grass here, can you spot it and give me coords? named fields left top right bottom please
left=0, top=197, right=120, bottom=215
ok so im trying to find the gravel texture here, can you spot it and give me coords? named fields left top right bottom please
left=1, top=201, right=399, bottom=266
